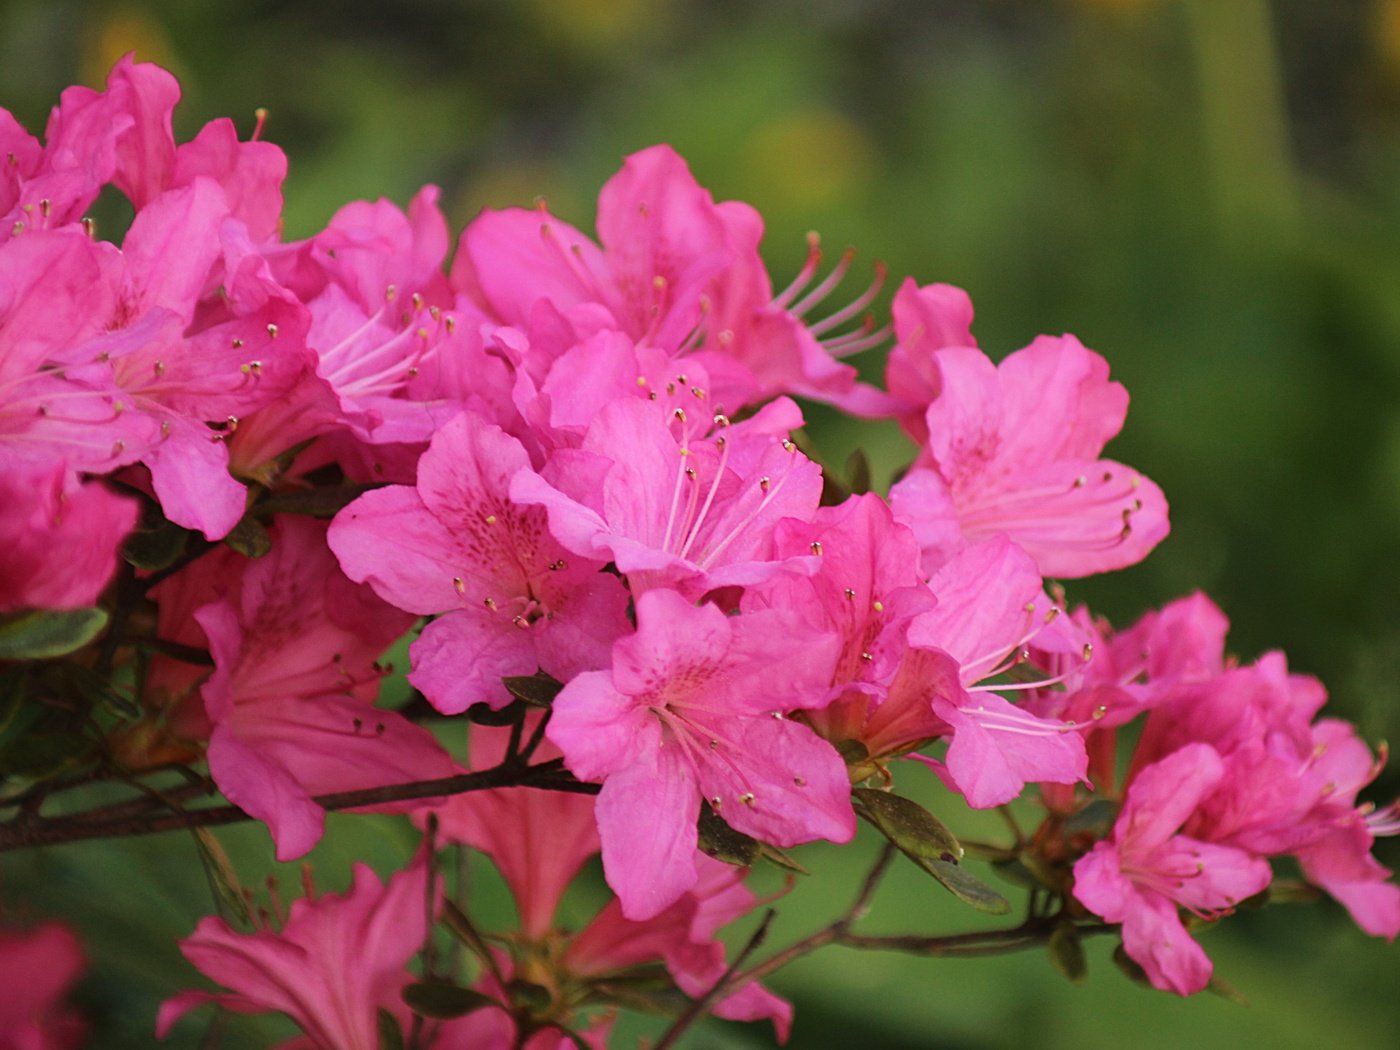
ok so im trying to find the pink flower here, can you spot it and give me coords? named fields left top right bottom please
left=905, top=538, right=1090, bottom=807
left=177, top=516, right=451, bottom=859
left=548, top=588, right=852, bottom=919
left=430, top=719, right=599, bottom=939
left=159, top=855, right=431, bottom=1048
left=511, top=393, right=821, bottom=599
left=889, top=334, right=1169, bottom=578
left=1073, top=744, right=1273, bottom=995
left=329, top=410, right=630, bottom=712
left=0, top=922, right=87, bottom=1050
left=453, top=145, right=889, bottom=413
left=883, top=279, right=978, bottom=443
left=433, top=723, right=791, bottom=1040
left=0, top=464, right=136, bottom=613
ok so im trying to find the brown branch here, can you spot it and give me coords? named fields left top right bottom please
left=0, top=758, right=596, bottom=853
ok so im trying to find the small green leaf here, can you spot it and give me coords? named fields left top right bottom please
left=440, top=900, right=499, bottom=973
left=1206, top=974, right=1249, bottom=1006
left=854, top=788, right=1011, bottom=914
left=1112, top=942, right=1152, bottom=987
left=465, top=698, right=527, bottom=726
left=222, top=516, right=272, bottom=558
left=698, top=802, right=761, bottom=865
left=854, top=788, right=964, bottom=862
left=1048, top=921, right=1088, bottom=984
left=377, top=1008, right=407, bottom=1050
left=1063, top=798, right=1118, bottom=837
left=402, top=981, right=497, bottom=1020
left=0, top=608, right=109, bottom=661
left=922, top=856, right=1013, bottom=914
left=191, top=828, right=251, bottom=928
left=845, top=448, right=871, bottom=495
left=122, top=519, right=192, bottom=571
left=502, top=673, right=564, bottom=707
left=0, top=730, right=93, bottom=780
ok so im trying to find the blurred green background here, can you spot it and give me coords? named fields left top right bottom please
left=3, top=0, right=1400, bottom=1046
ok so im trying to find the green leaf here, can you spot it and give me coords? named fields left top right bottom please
left=1048, top=921, right=1088, bottom=984
left=402, top=981, right=497, bottom=1020
left=854, top=787, right=963, bottom=862
left=920, top=855, right=1013, bottom=914
left=1206, top=974, right=1250, bottom=1006
left=698, top=802, right=761, bottom=865
left=1111, top=942, right=1152, bottom=987
left=1063, top=798, right=1118, bottom=837
left=440, top=900, right=499, bottom=974
left=0, top=730, right=93, bottom=780
left=253, top=484, right=381, bottom=519
left=122, top=519, right=192, bottom=572
left=0, top=608, right=109, bottom=661
left=845, top=448, right=871, bottom=495
left=377, top=1007, right=407, bottom=1050
left=697, top=803, right=809, bottom=873
left=854, top=788, right=1011, bottom=914
left=222, top=516, right=272, bottom=558
left=465, top=698, right=527, bottom=726
left=191, top=828, right=251, bottom=928
left=502, top=672, right=564, bottom=707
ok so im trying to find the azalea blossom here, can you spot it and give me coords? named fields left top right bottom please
left=548, top=588, right=853, bottom=919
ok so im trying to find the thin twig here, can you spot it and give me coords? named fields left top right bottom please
left=0, top=758, right=594, bottom=852
left=653, top=909, right=777, bottom=1050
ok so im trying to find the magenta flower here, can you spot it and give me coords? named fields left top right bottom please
left=889, top=334, right=1169, bottom=578
left=180, top=517, right=452, bottom=859
left=453, top=144, right=888, bottom=413
left=1073, top=743, right=1273, bottom=995
left=511, top=393, right=822, bottom=599
left=548, top=588, right=852, bottom=919
left=904, top=538, right=1090, bottom=807
left=329, top=410, right=630, bottom=712
left=159, top=855, right=433, bottom=1048
left=0, top=464, right=136, bottom=613
left=0, top=922, right=87, bottom=1050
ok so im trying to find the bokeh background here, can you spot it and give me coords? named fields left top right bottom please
left=3, top=0, right=1400, bottom=1046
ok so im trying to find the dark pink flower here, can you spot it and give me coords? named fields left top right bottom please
left=889, top=336, right=1169, bottom=578
left=1073, top=743, right=1273, bottom=995
left=0, top=922, right=87, bottom=1050
left=159, top=855, right=431, bottom=1048
left=548, top=588, right=852, bottom=919
left=511, top=393, right=821, bottom=599
left=329, top=410, right=630, bottom=712
left=0, top=464, right=136, bottom=613
left=179, top=516, right=450, bottom=859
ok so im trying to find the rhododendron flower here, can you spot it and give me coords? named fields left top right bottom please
left=453, top=145, right=889, bottom=413
left=1073, top=743, right=1272, bottom=995
left=904, top=538, right=1090, bottom=806
left=548, top=588, right=853, bottom=919
left=0, top=464, right=136, bottom=613
left=171, top=516, right=452, bottom=859
left=883, top=279, right=978, bottom=443
left=433, top=722, right=791, bottom=1039
left=329, top=410, right=630, bottom=712
left=511, top=393, right=821, bottom=599
left=0, top=922, right=87, bottom=1050
left=159, top=855, right=450, bottom=1048
left=889, top=333, right=1169, bottom=578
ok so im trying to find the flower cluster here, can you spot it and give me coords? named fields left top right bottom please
left=1, top=58, right=1396, bottom=1046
